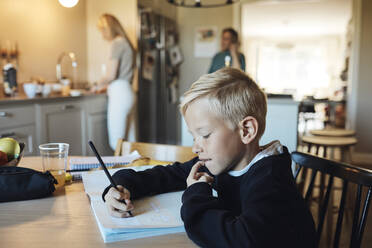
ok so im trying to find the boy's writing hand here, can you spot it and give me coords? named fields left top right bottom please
left=104, top=185, right=134, bottom=218
left=187, top=161, right=214, bottom=187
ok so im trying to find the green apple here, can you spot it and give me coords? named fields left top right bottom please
left=0, top=137, right=20, bottom=160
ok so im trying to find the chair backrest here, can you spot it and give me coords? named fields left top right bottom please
left=115, top=139, right=196, bottom=163
left=292, top=151, right=372, bottom=248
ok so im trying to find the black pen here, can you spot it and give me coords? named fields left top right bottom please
left=66, top=168, right=91, bottom=172
left=88, top=141, right=133, bottom=217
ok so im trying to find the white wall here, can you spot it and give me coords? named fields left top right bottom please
left=348, top=0, right=372, bottom=162
left=0, top=0, right=139, bottom=85
left=175, top=6, right=233, bottom=144
left=0, top=0, right=87, bottom=83
left=177, top=6, right=234, bottom=94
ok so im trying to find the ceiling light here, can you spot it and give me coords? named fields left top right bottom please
left=58, top=0, right=79, bottom=8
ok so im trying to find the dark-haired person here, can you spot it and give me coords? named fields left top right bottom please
left=208, top=27, right=246, bottom=73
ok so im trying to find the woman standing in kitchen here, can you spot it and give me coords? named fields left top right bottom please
left=95, top=13, right=137, bottom=150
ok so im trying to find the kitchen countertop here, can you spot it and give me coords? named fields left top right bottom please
left=0, top=91, right=106, bottom=106
left=2, top=90, right=300, bottom=106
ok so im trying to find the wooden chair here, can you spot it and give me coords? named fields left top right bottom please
left=114, top=139, right=196, bottom=163
left=292, top=151, right=372, bottom=248
left=300, top=135, right=358, bottom=217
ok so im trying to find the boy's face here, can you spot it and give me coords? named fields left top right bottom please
left=184, top=98, right=247, bottom=175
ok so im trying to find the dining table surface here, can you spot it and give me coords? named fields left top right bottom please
left=0, top=156, right=196, bottom=248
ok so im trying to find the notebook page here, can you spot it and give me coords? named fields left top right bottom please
left=82, top=166, right=184, bottom=229
left=82, top=166, right=152, bottom=196
left=90, top=191, right=184, bottom=229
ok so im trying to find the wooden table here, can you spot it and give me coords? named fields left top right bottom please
left=0, top=157, right=196, bottom=248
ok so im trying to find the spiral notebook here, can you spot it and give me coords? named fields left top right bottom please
left=69, top=151, right=141, bottom=179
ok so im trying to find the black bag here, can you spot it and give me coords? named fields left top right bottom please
left=0, top=166, right=57, bottom=202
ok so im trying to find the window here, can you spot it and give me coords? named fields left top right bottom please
left=244, top=37, right=343, bottom=99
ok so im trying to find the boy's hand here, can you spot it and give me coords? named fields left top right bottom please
left=187, top=161, right=214, bottom=187
left=104, top=185, right=134, bottom=218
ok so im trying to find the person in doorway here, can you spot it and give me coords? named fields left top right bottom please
left=208, top=27, right=246, bottom=73
left=95, top=13, right=137, bottom=150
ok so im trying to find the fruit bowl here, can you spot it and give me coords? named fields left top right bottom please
left=0, top=142, right=25, bottom=167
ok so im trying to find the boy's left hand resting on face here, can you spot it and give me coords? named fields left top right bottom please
left=186, top=161, right=214, bottom=187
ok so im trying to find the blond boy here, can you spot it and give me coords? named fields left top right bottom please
left=103, top=68, right=316, bottom=247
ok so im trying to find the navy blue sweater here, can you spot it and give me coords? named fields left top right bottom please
left=102, top=150, right=316, bottom=248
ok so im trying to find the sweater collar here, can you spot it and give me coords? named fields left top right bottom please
left=228, top=140, right=284, bottom=177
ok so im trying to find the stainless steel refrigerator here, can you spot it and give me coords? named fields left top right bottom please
left=137, top=9, right=181, bottom=144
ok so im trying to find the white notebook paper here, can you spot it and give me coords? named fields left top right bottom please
left=82, top=166, right=185, bottom=243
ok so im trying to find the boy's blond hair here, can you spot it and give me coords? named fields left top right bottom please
left=180, top=68, right=267, bottom=139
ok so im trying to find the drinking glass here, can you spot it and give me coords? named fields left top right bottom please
left=39, top=143, right=69, bottom=189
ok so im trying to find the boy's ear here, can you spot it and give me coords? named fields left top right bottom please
left=239, top=116, right=258, bottom=144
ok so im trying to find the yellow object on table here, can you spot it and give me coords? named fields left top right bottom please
left=65, top=172, right=72, bottom=183
left=113, top=157, right=171, bottom=168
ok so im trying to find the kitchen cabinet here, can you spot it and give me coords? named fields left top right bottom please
left=1, top=94, right=110, bottom=156
left=84, top=96, right=111, bottom=156
left=0, top=105, right=37, bottom=155
left=0, top=105, right=34, bottom=127
left=37, top=100, right=84, bottom=155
